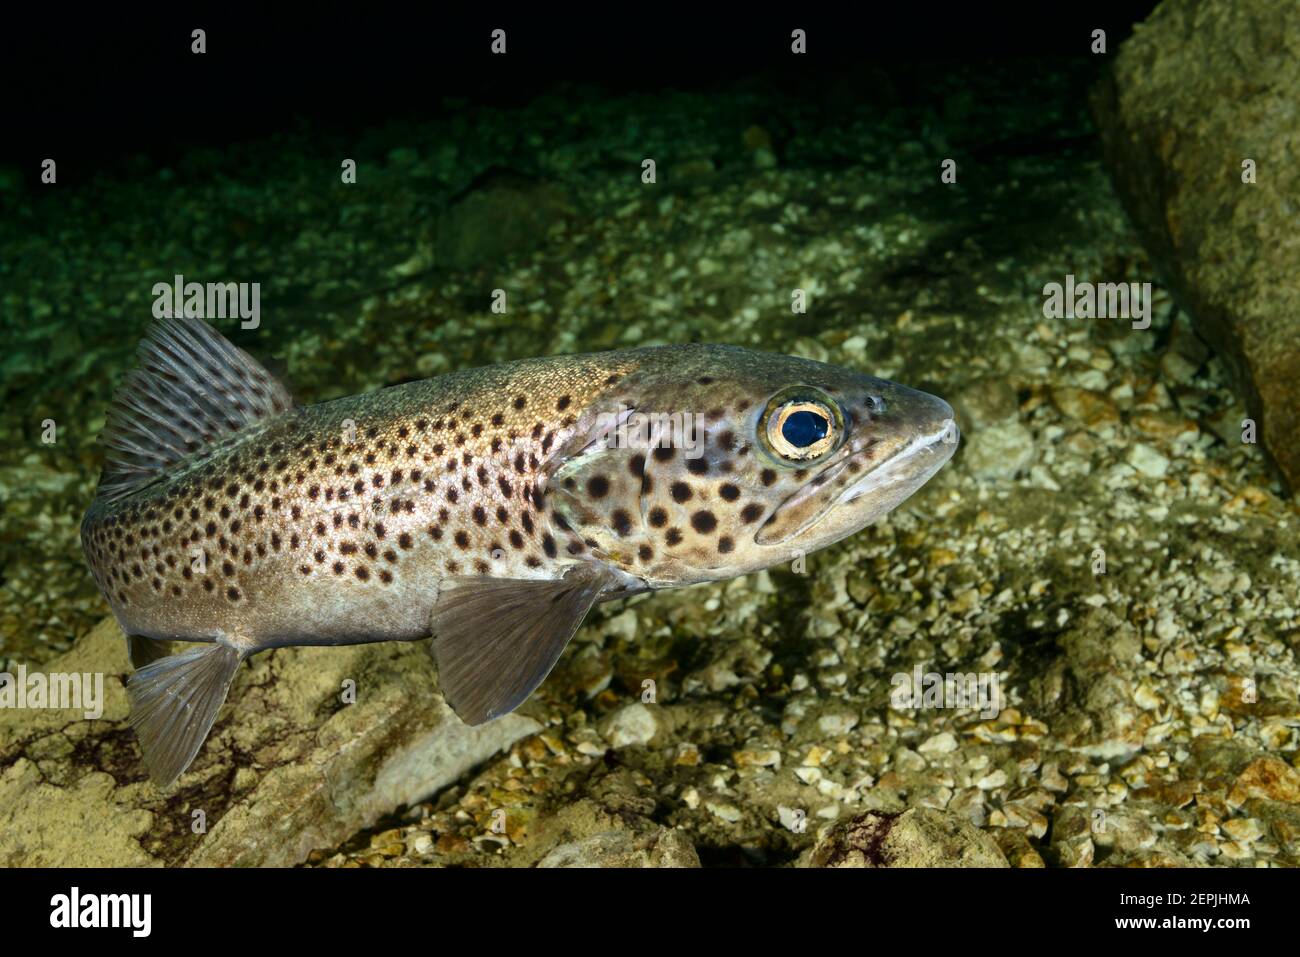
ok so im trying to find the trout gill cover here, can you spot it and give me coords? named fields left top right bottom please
left=80, top=317, right=959, bottom=787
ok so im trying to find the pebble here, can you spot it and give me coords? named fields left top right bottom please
left=977, top=769, right=1009, bottom=790
left=1127, top=443, right=1170, bottom=477
left=409, top=833, right=433, bottom=855
left=706, top=801, right=743, bottom=824
left=818, top=712, right=859, bottom=736
left=918, top=732, right=959, bottom=755
left=1221, top=817, right=1264, bottom=843
left=1228, top=758, right=1300, bottom=806
left=1052, top=386, right=1119, bottom=432
left=964, top=421, right=1035, bottom=480
left=600, top=703, right=661, bottom=749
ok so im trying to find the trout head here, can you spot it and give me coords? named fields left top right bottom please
left=547, top=344, right=959, bottom=588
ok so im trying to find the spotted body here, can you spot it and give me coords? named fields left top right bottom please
left=81, top=317, right=958, bottom=786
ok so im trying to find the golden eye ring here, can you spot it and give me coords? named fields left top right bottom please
left=761, top=391, right=841, bottom=461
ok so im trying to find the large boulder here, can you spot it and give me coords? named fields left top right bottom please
left=0, top=617, right=539, bottom=866
left=805, top=808, right=1008, bottom=868
left=1090, top=0, right=1300, bottom=493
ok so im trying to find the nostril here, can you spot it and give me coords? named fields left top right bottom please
left=864, top=395, right=886, bottom=415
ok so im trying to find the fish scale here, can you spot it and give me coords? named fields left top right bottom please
left=81, top=316, right=958, bottom=787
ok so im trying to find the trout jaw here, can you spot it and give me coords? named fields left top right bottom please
left=841, top=400, right=957, bottom=507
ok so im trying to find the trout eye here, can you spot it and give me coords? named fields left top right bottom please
left=761, top=390, right=841, bottom=461
left=781, top=409, right=829, bottom=448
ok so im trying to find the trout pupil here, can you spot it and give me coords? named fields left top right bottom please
left=782, top=410, right=829, bottom=448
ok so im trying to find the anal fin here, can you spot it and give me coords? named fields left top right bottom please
left=126, top=642, right=243, bottom=788
left=429, top=565, right=612, bottom=725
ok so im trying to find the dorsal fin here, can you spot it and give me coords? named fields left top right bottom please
left=96, top=316, right=293, bottom=501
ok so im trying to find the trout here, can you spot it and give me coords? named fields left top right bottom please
left=81, top=317, right=959, bottom=786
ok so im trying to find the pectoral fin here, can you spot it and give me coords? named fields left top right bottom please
left=428, top=565, right=612, bottom=725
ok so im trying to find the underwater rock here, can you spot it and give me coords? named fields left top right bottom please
left=1227, top=757, right=1300, bottom=808
left=599, top=702, right=667, bottom=749
left=0, top=616, right=539, bottom=866
left=508, top=791, right=700, bottom=868
left=963, top=420, right=1035, bottom=481
left=537, top=828, right=701, bottom=868
left=951, top=376, right=1019, bottom=431
left=1027, top=607, right=1147, bottom=755
left=1091, top=0, right=1300, bottom=492
left=435, top=175, right=575, bottom=270
left=805, top=808, right=1008, bottom=868
left=1051, top=386, right=1120, bottom=434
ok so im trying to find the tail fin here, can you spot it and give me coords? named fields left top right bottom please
left=97, top=316, right=293, bottom=502
left=127, top=642, right=243, bottom=788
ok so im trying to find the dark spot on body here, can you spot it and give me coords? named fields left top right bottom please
left=691, top=510, right=718, bottom=534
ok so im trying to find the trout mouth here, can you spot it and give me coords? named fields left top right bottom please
left=839, top=418, right=957, bottom=506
